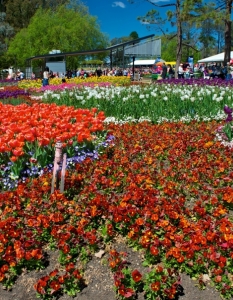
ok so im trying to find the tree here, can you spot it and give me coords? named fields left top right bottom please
left=215, top=0, right=233, bottom=64
left=5, top=0, right=69, bottom=31
left=160, top=34, right=176, bottom=61
left=111, top=31, right=139, bottom=46
left=128, top=0, right=209, bottom=76
left=129, top=31, right=139, bottom=40
left=198, top=19, right=217, bottom=57
left=0, top=12, right=14, bottom=52
left=6, top=3, right=109, bottom=68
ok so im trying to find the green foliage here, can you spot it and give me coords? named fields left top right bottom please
left=80, top=59, right=104, bottom=65
left=6, top=3, right=109, bottom=67
left=160, top=34, right=177, bottom=61
left=129, top=0, right=216, bottom=73
left=5, top=0, right=69, bottom=31
left=129, top=31, right=139, bottom=39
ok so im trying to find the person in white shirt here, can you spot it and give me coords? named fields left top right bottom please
left=43, top=66, right=49, bottom=86
left=8, top=66, right=13, bottom=79
left=178, top=64, right=184, bottom=78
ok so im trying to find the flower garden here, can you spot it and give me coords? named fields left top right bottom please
left=1, top=76, right=233, bottom=299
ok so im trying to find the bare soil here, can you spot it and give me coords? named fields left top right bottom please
left=0, top=239, right=226, bottom=300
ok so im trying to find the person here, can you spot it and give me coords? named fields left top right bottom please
left=178, top=64, right=184, bottom=78
left=49, top=70, right=54, bottom=78
left=8, top=66, right=13, bottom=79
left=96, top=67, right=102, bottom=77
left=203, top=67, right=210, bottom=79
left=43, top=66, right=49, bottom=86
left=161, top=63, right=167, bottom=79
left=184, top=66, right=191, bottom=79
left=230, top=62, right=233, bottom=78
left=19, top=70, right=24, bottom=80
left=16, top=69, right=21, bottom=80
left=194, top=64, right=199, bottom=72
left=31, top=72, right=35, bottom=79
left=167, top=64, right=174, bottom=79
left=76, top=69, right=81, bottom=77
left=226, top=62, right=231, bottom=80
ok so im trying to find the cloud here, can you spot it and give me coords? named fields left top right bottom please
left=112, top=2, right=126, bottom=8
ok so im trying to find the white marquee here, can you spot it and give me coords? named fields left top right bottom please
left=198, top=52, right=233, bottom=63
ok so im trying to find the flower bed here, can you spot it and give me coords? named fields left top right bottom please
left=3, top=78, right=233, bottom=124
left=18, top=75, right=131, bottom=90
left=1, top=120, right=233, bottom=299
left=1, top=79, right=233, bottom=298
left=38, top=83, right=233, bottom=123
left=0, top=102, right=106, bottom=190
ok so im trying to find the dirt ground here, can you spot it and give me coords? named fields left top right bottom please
left=0, top=239, right=227, bottom=300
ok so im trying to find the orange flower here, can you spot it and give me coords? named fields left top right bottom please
left=136, top=218, right=144, bottom=226
left=215, top=275, right=222, bottom=283
left=10, top=156, right=18, bottom=162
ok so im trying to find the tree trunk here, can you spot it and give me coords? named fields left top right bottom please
left=175, top=0, right=182, bottom=78
left=224, top=0, right=232, bottom=64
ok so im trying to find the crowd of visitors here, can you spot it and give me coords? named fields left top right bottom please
left=7, top=67, right=24, bottom=80
left=41, top=66, right=134, bottom=86
left=198, top=61, right=233, bottom=80
left=7, top=59, right=233, bottom=85
left=152, top=60, right=233, bottom=80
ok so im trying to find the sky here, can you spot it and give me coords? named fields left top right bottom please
left=83, top=0, right=170, bottom=40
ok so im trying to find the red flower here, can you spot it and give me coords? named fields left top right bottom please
left=118, top=285, right=134, bottom=298
left=65, top=262, right=75, bottom=273
left=50, top=280, right=61, bottom=292
left=150, top=245, right=159, bottom=256
left=73, top=269, right=82, bottom=279
left=132, top=269, right=142, bottom=282
left=151, top=281, right=160, bottom=292
left=49, top=269, right=59, bottom=277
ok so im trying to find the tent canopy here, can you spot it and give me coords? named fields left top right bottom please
left=198, top=52, right=233, bottom=63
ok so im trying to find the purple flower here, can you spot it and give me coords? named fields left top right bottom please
left=226, top=114, right=233, bottom=122
left=224, top=105, right=233, bottom=115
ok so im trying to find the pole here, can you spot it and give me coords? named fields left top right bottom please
left=51, top=141, right=62, bottom=194
left=132, top=56, right=135, bottom=80
left=60, top=153, right=67, bottom=193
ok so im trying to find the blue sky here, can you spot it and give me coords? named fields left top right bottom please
left=84, top=0, right=170, bottom=40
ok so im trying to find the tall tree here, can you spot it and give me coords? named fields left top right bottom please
left=5, top=0, right=68, bottom=31
left=128, top=0, right=209, bottom=76
left=198, top=18, right=217, bottom=57
left=0, top=11, right=14, bottom=51
left=6, top=3, right=109, bottom=67
left=215, top=0, right=233, bottom=64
